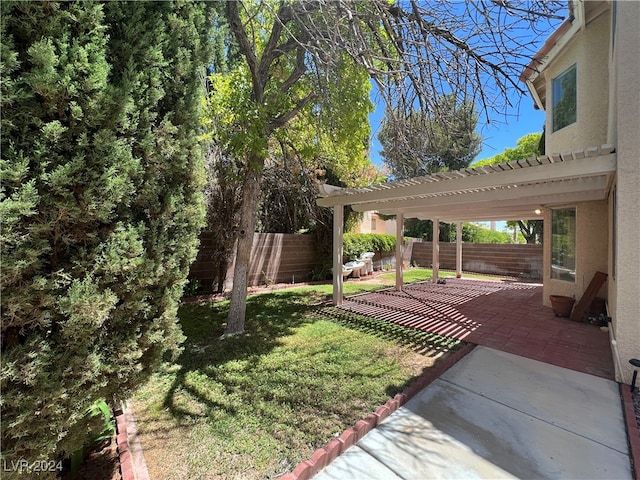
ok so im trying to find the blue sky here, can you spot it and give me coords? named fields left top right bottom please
left=368, top=89, right=546, bottom=168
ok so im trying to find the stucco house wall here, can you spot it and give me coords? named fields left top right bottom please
left=541, top=9, right=611, bottom=306
left=354, top=211, right=397, bottom=235
left=545, top=10, right=610, bottom=154
left=536, top=1, right=639, bottom=384
left=542, top=200, right=608, bottom=306
left=607, top=0, right=640, bottom=384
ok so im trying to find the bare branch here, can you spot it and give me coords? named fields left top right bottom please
left=284, top=0, right=564, bottom=123
left=226, top=1, right=261, bottom=101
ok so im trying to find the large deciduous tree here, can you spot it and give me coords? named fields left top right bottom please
left=256, top=56, right=375, bottom=234
left=1, top=1, right=213, bottom=463
left=215, top=0, right=564, bottom=336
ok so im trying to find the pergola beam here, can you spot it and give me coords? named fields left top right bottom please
left=332, top=205, right=343, bottom=306
left=351, top=175, right=610, bottom=213
left=432, top=218, right=439, bottom=283
left=378, top=188, right=610, bottom=221
left=317, top=154, right=615, bottom=208
left=456, top=222, right=463, bottom=279
left=395, top=213, right=404, bottom=291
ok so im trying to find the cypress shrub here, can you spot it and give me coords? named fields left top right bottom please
left=1, top=1, right=213, bottom=464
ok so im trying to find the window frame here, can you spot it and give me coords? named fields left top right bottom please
left=550, top=207, right=577, bottom=283
left=552, top=64, right=577, bottom=132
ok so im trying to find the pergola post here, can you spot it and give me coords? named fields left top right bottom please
left=432, top=218, right=439, bottom=283
left=395, top=213, right=404, bottom=291
left=456, top=221, right=463, bottom=278
left=333, top=205, right=344, bottom=306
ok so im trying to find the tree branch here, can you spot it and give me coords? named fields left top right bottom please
left=279, top=47, right=307, bottom=93
left=267, top=92, right=316, bottom=133
left=226, top=1, right=262, bottom=101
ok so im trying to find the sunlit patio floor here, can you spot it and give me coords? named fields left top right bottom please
left=338, top=278, right=615, bottom=379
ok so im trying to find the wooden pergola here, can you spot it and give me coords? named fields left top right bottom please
left=317, top=145, right=616, bottom=306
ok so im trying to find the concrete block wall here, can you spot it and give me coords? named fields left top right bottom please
left=411, top=242, right=543, bottom=279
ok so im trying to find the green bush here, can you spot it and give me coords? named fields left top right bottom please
left=1, top=1, right=213, bottom=465
left=343, top=233, right=401, bottom=260
left=462, top=223, right=514, bottom=244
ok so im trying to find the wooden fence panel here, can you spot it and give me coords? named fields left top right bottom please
left=189, top=232, right=319, bottom=289
left=189, top=234, right=543, bottom=291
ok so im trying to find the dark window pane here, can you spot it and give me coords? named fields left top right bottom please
left=552, top=65, right=577, bottom=131
left=551, top=208, right=576, bottom=282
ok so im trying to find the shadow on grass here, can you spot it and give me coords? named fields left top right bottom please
left=152, top=286, right=464, bottom=478
left=162, top=289, right=327, bottom=418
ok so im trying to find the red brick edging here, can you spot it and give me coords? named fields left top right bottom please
left=621, top=386, right=640, bottom=479
left=114, top=407, right=135, bottom=480
left=279, top=343, right=475, bottom=480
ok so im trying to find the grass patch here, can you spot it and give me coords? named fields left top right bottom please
left=133, top=286, right=458, bottom=479
left=377, top=268, right=507, bottom=283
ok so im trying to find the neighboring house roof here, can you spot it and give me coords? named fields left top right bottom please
left=317, top=145, right=615, bottom=222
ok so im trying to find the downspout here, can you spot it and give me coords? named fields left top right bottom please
left=607, top=301, right=624, bottom=382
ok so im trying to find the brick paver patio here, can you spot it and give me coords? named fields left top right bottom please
left=338, top=278, right=615, bottom=379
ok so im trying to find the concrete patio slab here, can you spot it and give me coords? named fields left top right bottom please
left=313, top=346, right=631, bottom=480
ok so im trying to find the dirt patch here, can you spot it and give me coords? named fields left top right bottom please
left=61, top=438, right=120, bottom=480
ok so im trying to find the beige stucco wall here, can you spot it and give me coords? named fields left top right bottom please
left=545, top=11, right=610, bottom=154
left=354, top=211, right=397, bottom=235
left=542, top=200, right=609, bottom=306
left=608, top=0, right=640, bottom=385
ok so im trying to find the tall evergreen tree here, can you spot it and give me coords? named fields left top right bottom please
left=379, top=95, right=482, bottom=179
left=1, top=0, right=213, bottom=463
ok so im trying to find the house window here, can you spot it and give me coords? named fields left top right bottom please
left=551, top=208, right=576, bottom=282
left=371, top=217, right=377, bottom=231
left=552, top=65, right=577, bottom=132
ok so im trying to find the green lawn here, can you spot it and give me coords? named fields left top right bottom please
left=132, top=284, right=461, bottom=479
left=377, top=268, right=507, bottom=283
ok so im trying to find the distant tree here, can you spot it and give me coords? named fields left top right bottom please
left=405, top=220, right=514, bottom=244
left=507, top=220, right=543, bottom=244
left=405, top=219, right=449, bottom=241
left=1, top=1, right=213, bottom=463
left=473, top=132, right=542, bottom=167
left=471, top=133, right=544, bottom=244
left=463, top=223, right=515, bottom=244
left=379, top=95, right=482, bottom=179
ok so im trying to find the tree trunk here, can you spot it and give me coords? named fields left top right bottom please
left=223, top=160, right=263, bottom=337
